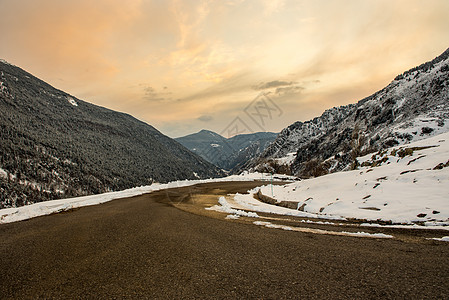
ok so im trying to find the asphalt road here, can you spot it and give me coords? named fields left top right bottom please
left=1, top=182, right=448, bottom=299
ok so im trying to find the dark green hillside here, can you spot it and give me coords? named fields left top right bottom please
left=176, top=130, right=277, bottom=171
left=0, top=60, right=223, bottom=208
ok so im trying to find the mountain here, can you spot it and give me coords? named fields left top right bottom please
left=0, top=60, right=223, bottom=208
left=175, top=130, right=234, bottom=168
left=240, top=48, right=449, bottom=177
left=175, top=130, right=277, bottom=171
left=250, top=131, right=449, bottom=225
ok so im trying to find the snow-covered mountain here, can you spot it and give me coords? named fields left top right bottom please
left=241, top=48, right=449, bottom=178
left=176, top=130, right=277, bottom=171
left=0, top=60, right=223, bottom=208
left=251, top=131, right=449, bottom=225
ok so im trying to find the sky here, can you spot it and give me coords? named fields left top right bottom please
left=0, top=0, right=448, bottom=138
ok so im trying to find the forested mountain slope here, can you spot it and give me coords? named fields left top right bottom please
left=176, top=130, right=277, bottom=170
left=0, top=60, right=223, bottom=208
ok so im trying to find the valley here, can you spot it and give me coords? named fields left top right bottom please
left=0, top=18, right=448, bottom=299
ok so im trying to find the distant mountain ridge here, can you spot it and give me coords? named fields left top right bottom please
left=240, top=48, right=449, bottom=177
left=0, top=60, right=223, bottom=208
left=175, top=130, right=277, bottom=171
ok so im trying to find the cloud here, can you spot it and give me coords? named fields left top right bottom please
left=251, top=80, right=305, bottom=97
left=197, top=115, right=213, bottom=122
left=143, top=86, right=172, bottom=102
left=252, top=80, right=296, bottom=91
left=274, top=85, right=305, bottom=96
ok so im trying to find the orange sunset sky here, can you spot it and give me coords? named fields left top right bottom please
left=0, top=0, right=448, bottom=137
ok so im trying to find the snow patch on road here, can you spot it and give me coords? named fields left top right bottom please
left=431, top=236, right=449, bottom=242
left=253, top=221, right=393, bottom=239
left=206, top=197, right=259, bottom=218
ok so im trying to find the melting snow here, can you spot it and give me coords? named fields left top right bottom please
left=206, top=196, right=259, bottom=218
left=253, top=221, right=393, bottom=239
left=431, top=236, right=449, bottom=242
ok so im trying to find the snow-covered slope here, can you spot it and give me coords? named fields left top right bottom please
left=241, top=48, right=449, bottom=178
left=250, top=132, right=449, bottom=225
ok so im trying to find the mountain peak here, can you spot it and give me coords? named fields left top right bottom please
left=199, top=129, right=222, bottom=136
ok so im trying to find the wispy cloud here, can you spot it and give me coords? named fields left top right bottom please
left=197, top=115, right=213, bottom=122
left=252, top=80, right=305, bottom=97
left=252, top=80, right=296, bottom=90
left=274, top=85, right=304, bottom=96
left=143, top=86, right=173, bottom=102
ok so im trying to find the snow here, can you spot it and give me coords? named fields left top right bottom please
left=0, top=172, right=285, bottom=224
left=431, top=236, right=449, bottom=242
left=274, top=152, right=297, bottom=165
left=393, top=116, right=449, bottom=144
left=206, top=196, right=259, bottom=218
left=238, top=170, right=297, bottom=181
left=67, top=96, right=78, bottom=106
left=254, top=221, right=294, bottom=231
left=0, top=81, right=6, bottom=93
left=246, top=132, right=449, bottom=226
left=393, top=97, right=407, bottom=110
left=360, top=223, right=449, bottom=231
left=253, top=221, right=393, bottom=239
left=233, top=192, right=344, bottom=220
